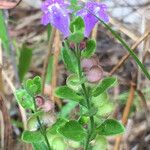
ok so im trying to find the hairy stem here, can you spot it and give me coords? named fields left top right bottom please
left=76, top=46, right=94, bottom=150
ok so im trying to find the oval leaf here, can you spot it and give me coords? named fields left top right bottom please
left=81, top=39, right=96, bottom=58
left=97, top=119, right=125, bottom=136
left=55, top=86, right=83, bottom=102
left=22, top=130, right=44, bottom=143
left=93, top=77, right=117, bottom=97
left=61, top=47, right=78, bottom=73
left=58, top=120, right=86, bottom=141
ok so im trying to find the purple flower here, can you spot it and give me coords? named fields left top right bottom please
left=77, top=2, right=109, bottom=37
left=41, top=0, right=70, bottom=38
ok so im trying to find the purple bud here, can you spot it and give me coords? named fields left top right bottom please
left=79, top=41, right=87, bottom=50
left=69, top=42, right=75, bottom=50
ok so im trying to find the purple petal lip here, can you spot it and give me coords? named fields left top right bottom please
left=77, top=2, right=109, bottom=37
left=41, top=0, right=70, bottom=37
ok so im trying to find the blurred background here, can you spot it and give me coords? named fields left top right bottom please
left=0, top=0, right=150, bottom=150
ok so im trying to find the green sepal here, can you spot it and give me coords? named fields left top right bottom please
left=81, top=39, right=96, bottom=58
left=68, top=32, right=84, bottom=43
left=70, top=16, right=85, bottom=33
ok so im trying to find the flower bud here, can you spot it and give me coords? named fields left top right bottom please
left=86, top=66, right=103, bottom=83
left=35, top=96, right=45, bottom=107
left=69, top=42, right=75, bottom=50
left=79, top=41, right=86, bottom=50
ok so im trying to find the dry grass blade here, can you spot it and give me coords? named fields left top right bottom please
left=2, top=71, right=27, bottom=129
left=51, top=30, right=62, bottom=107
left=110, top=29, right=150, bottom=75
left=42, top=28, right=56, bottom=94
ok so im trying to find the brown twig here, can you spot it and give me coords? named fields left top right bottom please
left=0, top=0, right=22, bottom=9
left=110, top=29, right=150, bottom=75
left=114, top=82, right=136, bottom=150
left=0, top=94, right=13, bottom=150
left=42, top=28, right=56, bottom=94
left=51, top=30, right=62, bottom=107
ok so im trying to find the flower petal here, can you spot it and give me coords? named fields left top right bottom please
left=77, top=2, right=109, bottom=37
left=47, top=3, right=70, bottom=37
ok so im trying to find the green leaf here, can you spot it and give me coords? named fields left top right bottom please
left=66, top=74, right=81, bottom=92
left=51, top=136, right=67, bottom=150
left=93, top=77, right=117, bottom=97
left=0, top=10, right=10, bottom=55
left=92, top=136, right=108, bottom=150
left=47, top=118, right=67, bottom=135
left=92, top=13, right=150, bottom=80
left=59, top=101, right=77, bottom=118
left=23, top=76, right=42, bottom=96
left=81, top=39, right=96, bottom=58
left=84, top=107, right=98, bottom=117
left=15, top=89, right=34, bottom=110
left=18, top=45, right=32, bottom=82
left=32, top=142, right=48, bottom=150
left=97, top=119, right=125, bottom=136
left=33, top=76, right=42, bottom=94
left=96, top=102, right=113, bottom=117
left=68, top=32, right=84, bottom=43
left=92, top=92, right=114, bottom=116
left=22, top=130, right=44, bottom=143
left=61, top=47, right=78, bottom=73
left=58, top=120, right=86, bottom=141
left=55, top=86, right=83, bottom=102
left=70, top=16, right=85, bottom=33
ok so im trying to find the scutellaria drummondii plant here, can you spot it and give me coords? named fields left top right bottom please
left=15, top=0, right=126, bottom=150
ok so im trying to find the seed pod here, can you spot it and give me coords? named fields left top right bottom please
left=86, top=66, right=103, bottom=83
left=35, top=96, right=45, bottom=107
left=41, top=100, right=54, bottom=112
left=81, top=57, right=98, bottom=71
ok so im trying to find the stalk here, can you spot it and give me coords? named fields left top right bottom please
left=75, top=45, right=94, bottom=150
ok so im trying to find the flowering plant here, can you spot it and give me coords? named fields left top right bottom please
left=15, top=0, right=126, bottom=150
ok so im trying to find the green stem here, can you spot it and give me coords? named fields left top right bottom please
left=33, top=98, right=51, bottom=150
left=76, top=45, right=94, bottom=150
